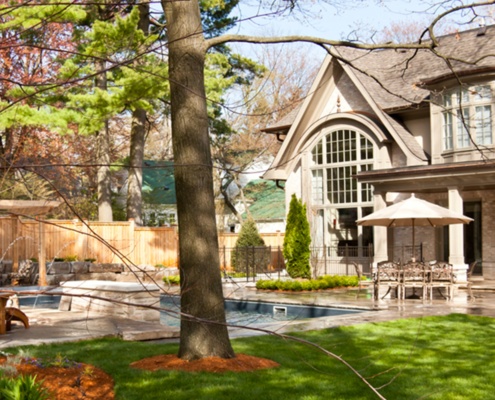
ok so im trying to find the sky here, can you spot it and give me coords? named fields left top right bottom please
left=228, top=0, right=492, bottom=59
left=232, top=0, right=432, bottom=39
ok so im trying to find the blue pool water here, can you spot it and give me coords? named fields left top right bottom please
left=5, top=288, right=363, bottom=326
left=3, top=286, right=62, bottom=309
left=160, top=296, right=362, bottom=327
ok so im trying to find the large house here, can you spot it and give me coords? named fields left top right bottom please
left=263, top=25, right=495, bottom=280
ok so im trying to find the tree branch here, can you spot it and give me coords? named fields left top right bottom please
left=206, top=34, right=434, bottom=52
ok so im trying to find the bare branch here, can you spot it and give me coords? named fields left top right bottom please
left=206, top=33, right=434, bottom=51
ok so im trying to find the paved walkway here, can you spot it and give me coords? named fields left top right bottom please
left=1, top=280, right=495, bottom=349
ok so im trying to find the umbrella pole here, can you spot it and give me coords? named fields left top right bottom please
left=412, top=219, right=415, bottom=262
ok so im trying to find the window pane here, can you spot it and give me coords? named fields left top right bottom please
left=475, top=105, right=492, bottom=145
left=457, top=108, right=470, bottom=148
left=474, top=85, right=491, bottom=102
left=312, top=140, right=323, bottom=164
left=443, top=112, right=453, bottom=150
left=326, top=135, right=333, bottom=164
left=443, top=93, right=452, bottom=107
left=311, top=170, right=324, bottom=204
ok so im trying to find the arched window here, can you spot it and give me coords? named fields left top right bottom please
left=309, top=128, right=374, bottom=250
left=310, top=129, right=373, bottom=206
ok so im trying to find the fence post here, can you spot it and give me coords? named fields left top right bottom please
left=37, top=217, right=47, bottom=286
left=244, top=247, right=249, bottom=282
left=324, top=244, right=327, bottom=276
left=252, top=245, right=255, bottom=281
left=128, top=218, right=135, bottom=266
left=345, top=244, right=349, bottom=275
left=223, top=246, right=226, bottom=278
left=11, top=215, right=18, bottom=274
left=368, top=243, right=373, bottom=276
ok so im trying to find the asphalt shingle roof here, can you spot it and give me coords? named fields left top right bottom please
left=267, top=25, right=495, bottom=129
left=142, top=160, right=176, bottom=205
left=336, top=25, right=495, bottom=110
left=242, top=179, right=285, bottom=220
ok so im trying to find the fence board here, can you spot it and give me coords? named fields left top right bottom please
left=0, top=218, right=284, bottom=268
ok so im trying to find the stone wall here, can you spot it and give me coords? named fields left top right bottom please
left=0, top=261, right=179, bottom=287
left=60, top=280, right=161, bottom=322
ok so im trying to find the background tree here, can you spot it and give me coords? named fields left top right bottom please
left=231, top=217, right=266, bottom=274
left=215, top=43, right=318, bottom=228
left=126, top=2, right=151, bottom=226
left=283, top=194, right=311, bottom=279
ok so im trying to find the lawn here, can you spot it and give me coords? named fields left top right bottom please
left=4, top=313, right=495, bottom=399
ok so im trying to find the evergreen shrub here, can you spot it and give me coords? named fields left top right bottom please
left=283, top=194, right=311, bottom=278
left=255, top=275, right=359, bottom=291
left=231, top=218, right=269, bottom=274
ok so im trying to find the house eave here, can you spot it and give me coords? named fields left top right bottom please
left=419, top=66, right=495, bottom=87
left=356, top=160, right=495, bottom=193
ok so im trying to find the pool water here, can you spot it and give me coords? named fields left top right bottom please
left=7, top=288, right=363, bottom=326
left=160, top=296, right=362, bottom=327
left=3, top=286, right=62, bottom=309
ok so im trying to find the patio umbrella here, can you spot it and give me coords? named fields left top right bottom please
left=356, top=194, right=473, bottom=253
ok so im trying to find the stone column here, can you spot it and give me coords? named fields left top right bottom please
left=448, top=187, right=468, bottom=281
left=373, top=191, right=388, bottom=265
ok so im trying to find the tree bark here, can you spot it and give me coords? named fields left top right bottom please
left=95, top=60, right=113, bottom=222
left=127, top=108, right=145, bottom=225
left=162, top=0, right=235, bottom=360
left=126, top=2, right=150, bottom=226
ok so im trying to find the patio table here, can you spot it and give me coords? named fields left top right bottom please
left=374, top=260, right=456, bottom=301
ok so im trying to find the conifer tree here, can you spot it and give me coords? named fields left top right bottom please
left=283, top=194, right=311, bottom=279
left=231, top=217, right=266, bottom=273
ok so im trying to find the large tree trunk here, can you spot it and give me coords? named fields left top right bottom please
left=96, top=118, right=113, bottom=222
left=95, top=60, right=113, bottom=222
left=162, top=0, right=235, bottom=360
left=127, top=108, right=145, bottom=225
left=126, top=2, right=149, bottom=226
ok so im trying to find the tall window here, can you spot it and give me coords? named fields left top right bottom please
left=310, top=129, right=374, bottom=249
left=310, top=129, right=373, bottom=206
left=442, top=85, right=493, bottom=150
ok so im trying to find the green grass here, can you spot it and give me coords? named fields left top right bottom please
left=5, top=314, right=495, bottom=399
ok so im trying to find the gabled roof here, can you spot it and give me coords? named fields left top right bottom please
left=242, top=179, right=285, bottom=220
left=336, top=25, right=495, bottom=110
left=263, top=25, right=495, bottom=180
left=142, top=160, right=176, bottom=205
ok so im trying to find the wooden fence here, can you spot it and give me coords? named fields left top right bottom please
left=0, top=217, right=285, bottom=268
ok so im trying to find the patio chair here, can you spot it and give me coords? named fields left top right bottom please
left=427, top=261, right=455, bottom=300
left=374, top=261, right=402, bottom=300
left=5, top=307, right=29, bottom=331
left=402, top=260, right=428, bottom=300
left=466, top=261, right=477, bottom=301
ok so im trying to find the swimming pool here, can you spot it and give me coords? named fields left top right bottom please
left=2, top=286, right=62, bottom=309
left=6, top=288, right=363, bottom=326
left=160, top=296, right=362, bottom=327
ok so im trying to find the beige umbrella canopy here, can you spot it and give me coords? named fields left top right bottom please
left=356, top=194, right=473, bottom=251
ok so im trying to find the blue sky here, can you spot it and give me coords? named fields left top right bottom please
left=232, top=1, right=433, bottom=39
left=228, top=1, right=492, bottom=60
left=227, top=0, right=443, bottom=60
